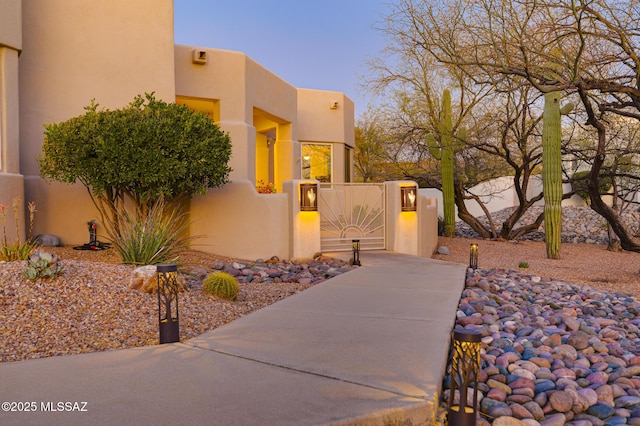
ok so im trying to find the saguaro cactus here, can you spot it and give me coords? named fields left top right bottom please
left=427, top=89, right=465, bottom=238
left=542, top=91, right=573, bottom=259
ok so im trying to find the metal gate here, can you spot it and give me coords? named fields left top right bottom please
left=318, top=183, right=385, bottom=252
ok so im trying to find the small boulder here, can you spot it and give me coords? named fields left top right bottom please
left=436, top=245, right=450, bottom=255
left=34, top=234, right=61, bottom=247
left=130, top=265, right=186, bottom=293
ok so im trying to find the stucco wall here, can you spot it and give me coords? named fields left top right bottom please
left=0, top=0, right=21, bottom=51
left=297, top=89, right=355, bottom=147
left=0, top=0, right=24, bottom=240
left=20, top=0, right=176, bottom=243
left=422, top=175, right=589, bottom=222
left=175, top=45, right=300, bottom=187
left=190, top=180, right=289, bottom=260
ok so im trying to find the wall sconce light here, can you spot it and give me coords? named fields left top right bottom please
left=192, top=49, right=208, bottom=64
left=157, top=264, right=180, bottom=344
left=448, top=329, right=481, bottom=426
left=352, top=239, right=361, bottom=266
left=401, top=186, right=417, bottom=211
left=300, top=183, right=318, bottom=212
left=469, top=243, right=478, bottom=270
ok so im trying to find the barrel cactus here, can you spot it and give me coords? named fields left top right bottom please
left=202, top=271, right=239, bottom=301
left=542, top=90, right=574, bottom=259
left=23, top=249, right=64, bottom=281
left=427, top=89, right=466, bottom=238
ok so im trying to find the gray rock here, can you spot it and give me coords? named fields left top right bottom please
left=586, top=404, right=615, bottom=420
left=436, top=245, right=450, bottom=255
left=34, top=233, right=61, bottom=247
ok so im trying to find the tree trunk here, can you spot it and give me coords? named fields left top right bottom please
left=454, top=181, right=495, bottom=239
left=578, top=84, right=640, bottom=253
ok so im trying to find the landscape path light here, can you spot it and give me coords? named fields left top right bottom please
left=157, top=264, right=180, bottom=344
left=469, top=243, right=478, bottom=270
left=448, top=329, right=481, bottom=426
left=352, top=239, right=361, bottom=266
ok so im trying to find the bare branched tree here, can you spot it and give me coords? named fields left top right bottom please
left=386, top=0, right=640, bottom=251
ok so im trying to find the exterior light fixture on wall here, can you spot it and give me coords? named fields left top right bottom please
left=192, top=49, right=208, bottom=64
left=299, top=183, right=318, bottom=212
left=401, top=185, right=417, bottom=211
left=448, top=329, right=482, bottom=426
left=330, top=100, right=339, bottom=109
left=157, top=264, right=180, bottom=344
left=469, top=243, right=478, bottom=270
left=352, top=239, right=361, bottom=266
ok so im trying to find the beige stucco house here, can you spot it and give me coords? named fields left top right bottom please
left=1, top=0, right=371, bottom=259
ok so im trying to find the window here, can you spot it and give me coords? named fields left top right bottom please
left=301, top=143, right=332, bottom=182
left=344, top=146, right=352, bottom=183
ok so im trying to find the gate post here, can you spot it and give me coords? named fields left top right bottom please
left=284, top=179, right=321, bottom=259
left=385, top=181, right=419, bottom=255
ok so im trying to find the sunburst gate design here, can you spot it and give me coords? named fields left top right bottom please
left=318, top=184, right=385, bottom=252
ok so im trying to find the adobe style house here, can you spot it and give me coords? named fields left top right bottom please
left=1, top=0, right=438, bottom=260
left=0, top=0, right=363, bottom=257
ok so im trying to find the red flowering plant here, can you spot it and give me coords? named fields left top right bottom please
left=256, top=180, right=277, bottom=194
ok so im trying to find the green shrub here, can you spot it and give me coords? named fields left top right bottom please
left=39, top=93, right=232, bottom=240
left=202, top=272, right=239, bottom=301
left=518, top=261, right=529, bottom=269
left=23, top=249, right=64, bottom=281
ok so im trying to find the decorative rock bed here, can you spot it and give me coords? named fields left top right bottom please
left=182, top=255, right=355, bottom=289
left=444, top=268, right=640, bottom=425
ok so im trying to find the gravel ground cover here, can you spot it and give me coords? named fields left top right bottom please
left=0, top=247, right=351, bottom=363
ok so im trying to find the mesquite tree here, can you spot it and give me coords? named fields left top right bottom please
left=387, top=0, right=640, bottom=252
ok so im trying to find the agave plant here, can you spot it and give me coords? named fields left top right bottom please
left=23, top=249, right=64, bottom=281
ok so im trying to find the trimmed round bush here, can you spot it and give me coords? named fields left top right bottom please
left=202, top=272, right=239, bottom=301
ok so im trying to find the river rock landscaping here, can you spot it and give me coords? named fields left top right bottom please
left=441, top=206, right=640, bottom=425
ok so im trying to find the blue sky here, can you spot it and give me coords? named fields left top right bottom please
left=173, top=1, right=393, bottom=118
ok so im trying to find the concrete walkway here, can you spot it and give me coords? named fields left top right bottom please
left=0, top=252, right=467, bottom=426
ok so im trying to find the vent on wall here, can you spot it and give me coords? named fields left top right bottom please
left=330, top=100, right=339, bottom=109
left=192, top=49, right=208, bottom=64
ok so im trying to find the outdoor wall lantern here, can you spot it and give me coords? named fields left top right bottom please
left=157, top=264, right=180, bottom=344
left=352, top=239, right=361, bottom=266
left=401, top=185, right=417, bottom=211
left=469, top=243, right=479, bottom=270
left=299, top=183, right=318, bottom=212
left=448, top=329, right=482, bottom=426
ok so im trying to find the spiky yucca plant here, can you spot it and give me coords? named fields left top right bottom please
left=106, top=198, right=196, bottom=266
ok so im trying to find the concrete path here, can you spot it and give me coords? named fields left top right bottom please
left=0, top=252, right=467, bottom=426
